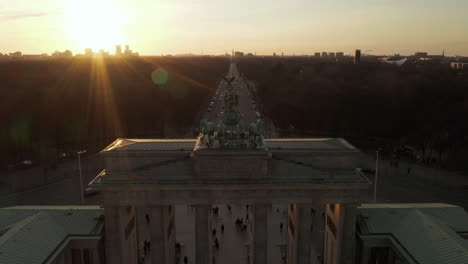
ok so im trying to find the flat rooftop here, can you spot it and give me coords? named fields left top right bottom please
left=358, top=203, right=468, bottom=264
left=0, top=206, right=104, bottom=264
left=101, top=137, right=358, bottom=153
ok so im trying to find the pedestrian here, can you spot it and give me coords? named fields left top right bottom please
left=221, top=224, right=224, bottom=234
left=184, top=256, right=188, bottom=264
left=280, top=222, right=283, bottom=232
left=246, top=213, right=249, bottom=221
left=212, top=228, right=216, bottom=237
left=148, top=241, right=151, bottom=252
left=277, top=208, right=280, bottom=213
left=215, top=237, right=219, bottom=250
left=145, top=214, right=150, bottom=224
left=407, top=167, right=411, bottom=175
left=144, top=240, right=148, bottom=255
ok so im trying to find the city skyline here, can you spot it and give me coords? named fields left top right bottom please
left=1, top=0, right=468, bottom=56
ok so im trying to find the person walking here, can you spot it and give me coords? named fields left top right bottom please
left=221, top=224, right=224, bottom=234
left=145, top=214, right=150, bottom=224
left=407, top=167, right=411, bottom=175
left=184, top=256, right=188, bottom=264
left=280, top=222, right=283, bottom=232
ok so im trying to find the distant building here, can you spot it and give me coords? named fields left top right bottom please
left=115, top=45, right=122, bottom=56
left=124, top=45, right=132, bottom=55
left=336, top=52, right=344, bottom=58
left=328, top=52, right=335, bottom=58
left=322, top=52, right=328, bottom=58
left=9, top=51, right=22, bottom=59
left=314, top=52, right=320, bottom=58
left=451, top=62, right=468, bottom=71
left=85, top=48, right=93, bottom=56
left=52, top=50, right=73, bottom=58
left=0, top=206, right=106, bottom=264
left=234, top=51, right=244, bottom=57
left=414, top=52, right=428, bottom=57
left=354, top=203, right=468, bottom=264
left=246, top=52, right=254, bottom=56
left=354, top=49, right=361, bottom=64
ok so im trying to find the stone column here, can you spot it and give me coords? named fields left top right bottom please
left=252, top=204, right=268, bottom=264
left=288, top=204, right=314, bottom=264
left=360, top=245, right=371, bottom=264
left=104, top=206, right=122, bottom=264
left=91, top=248, right=101, bottom=264
left=387, top=247, right=395, bottom=264
left=104, top=206, right=138, bottom=264
left=339, top=204, right=358, bottom=264
left=195, top=205, right=211, bottom=264
left=149, top=205, right=176, bottom=264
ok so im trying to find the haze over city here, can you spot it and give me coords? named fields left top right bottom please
left=1, top=0, right=468, bottom=56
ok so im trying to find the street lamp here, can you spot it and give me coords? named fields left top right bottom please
left=373, top=148, right=380, bottom=203
left=77, top=150, right=87, bottom=205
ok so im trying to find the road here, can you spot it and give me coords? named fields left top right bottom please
left=362, top=155, right=468, bottom=208
left=200, top=62, right=277, bottom=138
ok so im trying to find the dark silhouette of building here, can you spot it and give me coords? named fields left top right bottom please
left=414, top=52, right=428, bottom=57
left=234, top=51, right=244, bottom=57
left=115, top=45, right=122, bottom=56
left=354, top=49, right=361, bottom=64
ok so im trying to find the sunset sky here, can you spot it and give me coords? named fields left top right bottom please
left=1, top=0, right=468, bottom=56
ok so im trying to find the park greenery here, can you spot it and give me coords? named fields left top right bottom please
left=238, top=57, right=468, bottom=171
left=0, top=56, right=228, bottom=169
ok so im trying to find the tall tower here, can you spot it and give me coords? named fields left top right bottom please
left=354, top=49, right=361, bottom=64
left=115, top=45, right=122, bottom=56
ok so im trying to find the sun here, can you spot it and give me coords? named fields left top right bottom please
left=64, top=0, right=127, bottom=52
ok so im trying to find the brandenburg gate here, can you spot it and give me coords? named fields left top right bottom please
left=89, top=73, right=371, bottom=264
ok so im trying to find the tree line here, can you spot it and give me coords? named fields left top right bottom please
left=238, top=57, right=468, bottom=171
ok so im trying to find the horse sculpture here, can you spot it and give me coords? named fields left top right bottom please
left=200, top=119, right=216, bottom=147
left=248, top=119, right=264, bottom=148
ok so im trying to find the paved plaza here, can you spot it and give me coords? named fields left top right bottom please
left=171, top=204, right=289, bottom=264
